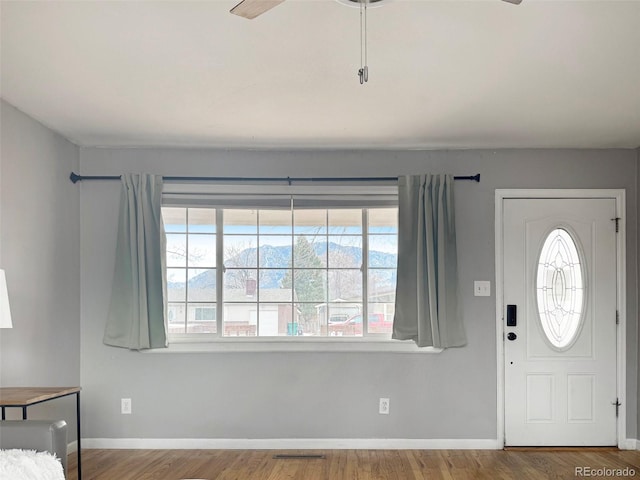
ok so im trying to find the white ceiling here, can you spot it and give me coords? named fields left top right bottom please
left=1, top=0, right=639, bottom=149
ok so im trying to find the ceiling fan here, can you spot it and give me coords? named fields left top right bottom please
left=231, top=0, right=522, bottom=20
left=230, top=0, right=523, bottom=84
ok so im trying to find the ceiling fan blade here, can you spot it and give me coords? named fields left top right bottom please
left=230, top=0, right=286, bottom=19
left=502, top=0, right=523, bottom=4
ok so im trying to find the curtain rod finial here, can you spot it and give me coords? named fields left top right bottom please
left=70, top=172, right=82, bottom=184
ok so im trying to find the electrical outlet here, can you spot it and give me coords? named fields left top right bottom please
left=121, top=398, right=132, bottom=415
left=379, top=397, right=390, bottom=415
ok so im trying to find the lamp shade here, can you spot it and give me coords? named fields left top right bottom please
left=0, top=269, right=12, bottom=328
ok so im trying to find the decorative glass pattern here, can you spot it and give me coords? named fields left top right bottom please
left=536, top=228, right=584, bottom=349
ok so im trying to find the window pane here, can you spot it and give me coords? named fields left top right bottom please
left=293, top=301, right=327, bottom=336
left=368, top=235, right=398, bottom=267
left=258, top=303, right=295, bottom=336
left=259, top=236, right=292, bottom=268
left=188, top=234, right=216, bottom=267
left=259, top=209, right=292, bottom=234
left=328, top=306, right=363, bottom=337
left=298, top=303, right=326, bottom=336
left=260, top=268, right=292, bottom=300
left=328, top=235, right=362, bottom=268
left=188, top=208, right=216, bottom=233
left=368, top=303, right=394, bottom=334
left=163, top=208, right=186, bottom=233
left=368, top=269, right=397, bottom=302
left=223, top=303, right=257, bottom=337
left=167, top=268, right=186, bottom=301
left=224, top=209, right=257, bottom=234
left=294, top=269, right=327, bottom=304
left=223, top=312, right=258, bottom=337
left=187, top=269, right=216, bottom=302
left=187, top=304, right=217, bottom=334
left=294, top=209, right=327, bottom=234
left=294, top=235, right=325, bottom=268
left=194, top=305, right=217, bottom=321
left=368, top=208, right=398, bottom=234
left=224, top=235, right=257, bottom=267
left=329, top=269, right=362, bottom=302
left=328, top=209, right=362, bottom=234
left=224, top=269, right=258, bottom=301
left=166, top=234, right=187, bottom=267
left=167, top=303, right=186, bottom=333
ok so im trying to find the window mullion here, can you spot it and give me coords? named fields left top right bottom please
left=256, top=210, right=260, bottom=336
left=362, top=209, right=369, bottom=336
left=183, top=209, right=190, bottom=334
left=290, top=200, right=295, bottom=330
left=216, top=209, right=224, bottom=337
left=325, top=209, right=329, bottom=337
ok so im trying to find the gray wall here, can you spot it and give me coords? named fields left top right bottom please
left=79, top=147, right=638, bottom=441
left=0, top=100, right=81, bottom=440
left=1, top=103, right=636, bottom=443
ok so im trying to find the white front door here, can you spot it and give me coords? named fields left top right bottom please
left=503, top=197, right=618, bottom=446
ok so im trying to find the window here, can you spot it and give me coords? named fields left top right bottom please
left=536, top=227, right=585, bottom=350
left=164, top=207, right=217, bottom=334
left=162, top=205, right=397, bottom=340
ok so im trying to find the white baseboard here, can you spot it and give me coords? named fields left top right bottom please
left=619, top=439, right=637, bottom=450
left=82, top=438, right=501, bottom=450
left=67, top=441, right=77, bottom=454
left=81, top=438, right=640, bottom=451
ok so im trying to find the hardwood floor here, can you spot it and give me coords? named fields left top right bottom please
left=66, top=448, right=640, bottom=480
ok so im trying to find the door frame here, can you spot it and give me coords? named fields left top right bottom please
left=495, top=189, right=628, bottom=448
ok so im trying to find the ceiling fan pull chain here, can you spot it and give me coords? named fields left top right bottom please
left=363, top=0, right=368, bottom=82
left=357, top=0, right=368, bottom=84
left=358, top=0, right=364, bottom=83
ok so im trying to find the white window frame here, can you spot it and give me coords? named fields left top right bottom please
left=155, top=182, right=442, bottom=354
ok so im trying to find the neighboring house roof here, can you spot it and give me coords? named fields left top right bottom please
left=169, top=287, right=298, bottom=303
left=225, top=288, right=297, bottom=303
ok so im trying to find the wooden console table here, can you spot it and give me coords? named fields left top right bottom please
left=0, top=387, right=82, bottom=480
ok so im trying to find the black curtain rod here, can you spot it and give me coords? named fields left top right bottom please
left=69, top=172, right=480, bottom=184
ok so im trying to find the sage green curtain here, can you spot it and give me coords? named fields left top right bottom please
left=104, top=174, right=167, bottom=350
left=392, top=174, right=466, bottom=348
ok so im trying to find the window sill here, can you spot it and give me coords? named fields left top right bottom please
left=145, top=337, right=443, bottom=354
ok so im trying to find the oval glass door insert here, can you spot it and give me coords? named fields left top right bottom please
left=536, top=228, right=585, bottom=349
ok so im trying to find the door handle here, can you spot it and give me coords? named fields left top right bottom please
left=507, top=332, right=517, bottom=341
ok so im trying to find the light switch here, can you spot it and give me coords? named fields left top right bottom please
left=474, top=281, right=491, bottom=297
